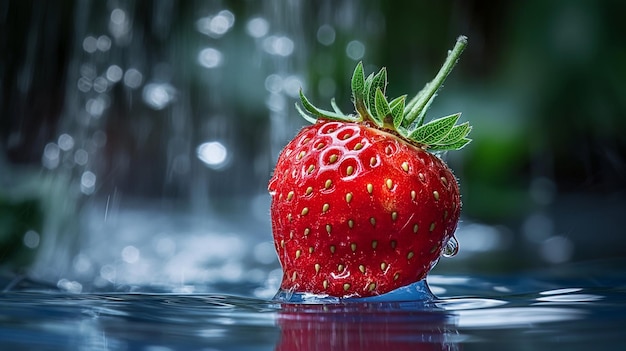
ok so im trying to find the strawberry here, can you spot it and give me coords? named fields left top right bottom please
left=268, top=36, right=471, bottom=298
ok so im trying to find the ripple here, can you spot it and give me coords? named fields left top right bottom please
left=455, top=307, right=585, bottom=328
left=437, top=297, right=508, bottom=311
left=536, top=293, right=604, bottom=303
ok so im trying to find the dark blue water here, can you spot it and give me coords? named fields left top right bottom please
left=2, top=259, right=625, bottom=351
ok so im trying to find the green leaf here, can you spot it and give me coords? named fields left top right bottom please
left=363, top=72, right=374, bottom=108
left=428, top=137, right=471, bottom=151
left=330, top=98, right=344, bottom=115
left=351, top=62, right=367, bottom=117
left=299, top=89, right=356, bottom=122
left=366, top=68, right=387, bottom=117
left=408, top=113, right=460, bottom=145
left=374, top=88, right=392, bottom=126
left=389, top=95, right=406, bottom=129
left=437, top=121, right=471, bottom=145
left=295, top=103, right=318, bottom=124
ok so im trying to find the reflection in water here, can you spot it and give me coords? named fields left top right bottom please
left=276, top=302, right=457, bottom=351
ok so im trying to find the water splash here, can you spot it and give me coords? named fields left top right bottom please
left=273, top=279, right=435, bottom=304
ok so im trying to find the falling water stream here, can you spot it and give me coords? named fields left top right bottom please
left=2, top=1, right=626, bottom=350
left=3, top=0, right=382, bottom=292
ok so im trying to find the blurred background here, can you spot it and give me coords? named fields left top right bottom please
left=1, top=0, right=625, bottom=296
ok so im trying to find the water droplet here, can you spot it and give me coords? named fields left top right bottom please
left=80, top=171, right=97, bottom=195
left=197, top=47, right=223, bottom=68
left=142, top=82, right=176, bottom=110
left=262, top=35, right=294, bottom=56
left=123, top=68, right=143, bottom=89
left=42, top=143, right=60, bottom=169
left=246, top=17, right=269, bottom=38
left=317, top=24, right=336, bottom=46
left=96, top=35, right=112, bottom=52
left=82, top=36, right=98, bottom=53
left=197, top=141, right=229, bottom=169
left=106, top=65, right=123, bottom=82
left=23, top=230, right=40, bottom=249
left=442, top=236, right=459, bottom=258
left=58, top=133, right=75, bottom=151
left=346, top=40, right=365, bottom=60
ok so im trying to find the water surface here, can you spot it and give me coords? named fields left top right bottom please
left=2, top=259, right=625, bottom=350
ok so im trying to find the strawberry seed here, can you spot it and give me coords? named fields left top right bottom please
left=345, top=192, right=353, bottom=203
left=386, top=179, right=393, bottom=189
left=401, top=161, right=409, bottom=172
left=346, top=165, right=354, bottom=176
left=322, top=203, right=330, bottom=213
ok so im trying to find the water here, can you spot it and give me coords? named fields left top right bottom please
left=2, top=260, right=626, bottom=350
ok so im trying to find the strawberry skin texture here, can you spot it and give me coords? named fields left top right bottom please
left=268, top=120, right=460, bottom=298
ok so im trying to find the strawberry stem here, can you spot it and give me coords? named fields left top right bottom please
left=404, top=36, right=468, bottom=126
left=296, top=35, right=472, bottom=151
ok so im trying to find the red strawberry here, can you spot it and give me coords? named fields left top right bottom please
left=269, top=36, right=470, bottom=298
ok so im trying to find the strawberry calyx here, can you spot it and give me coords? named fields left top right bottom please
left=296, top=35, right=471, bottom=151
